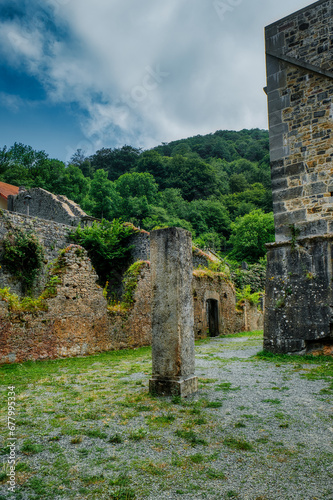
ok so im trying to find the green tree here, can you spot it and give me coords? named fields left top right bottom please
left=228, top=209, right=275, bottom=263
left=193, top=231, right=224, bottom=252
left=70, top=149, right=94, bottom=178
left=136, top=150, right=167, bottom=187
left=115, top=172, right=158, bottom=204
left=167, top=155, right=218, bottom=201
left=89, top=169, right=120, bottom=219
left=89, top=145, right=141, bottom=181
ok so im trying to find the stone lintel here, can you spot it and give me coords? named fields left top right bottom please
left=149, top=375, right=198, bottom=397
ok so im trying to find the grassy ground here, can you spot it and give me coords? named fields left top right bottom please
left=0, top=331, right=332, bottom=500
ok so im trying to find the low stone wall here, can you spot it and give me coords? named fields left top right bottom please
left=235, top=300, right=264, bottom=334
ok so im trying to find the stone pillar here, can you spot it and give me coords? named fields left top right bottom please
left=149, top=227, right=198, bottom=397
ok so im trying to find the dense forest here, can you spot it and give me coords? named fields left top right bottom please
left=0, top=129, right=275, bottom=263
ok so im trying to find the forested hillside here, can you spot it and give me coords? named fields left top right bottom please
left=0, top=129, right=274, bottom=262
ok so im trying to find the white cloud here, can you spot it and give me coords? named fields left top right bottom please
left=0, top=21, right=43, bottom=64
left=0, top=0, right=310, bottom=149
left=0, top=92, right=27, bottom=113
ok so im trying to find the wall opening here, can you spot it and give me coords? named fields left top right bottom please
left=206, top=299, right=219, bottom=337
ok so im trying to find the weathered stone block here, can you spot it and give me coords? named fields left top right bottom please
left=304, top=181, right=327, bottom=196
left=149, top=376, right=198, bottom=397
left=149, top=227, right=197, bottom=397
left=284, top=162, right=306, bottom=176
left=264, top=236, right=333, bottom=354
left=274, top=209, right=307, bottom=227
left=273, top=186, right=303, bottom=202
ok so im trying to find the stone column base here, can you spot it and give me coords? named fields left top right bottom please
left=149, top=375, right=198, bottom=397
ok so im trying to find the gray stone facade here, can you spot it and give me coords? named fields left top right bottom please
left=265, top=0, right=333, bottom=242
left=264, top=0, right=333, bottom=355
left=8, top=187, right=88, bottom=226
left=0, top=209, right=71, bottom=296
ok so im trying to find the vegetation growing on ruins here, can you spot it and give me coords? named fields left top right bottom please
left=0, top=129, right=273, bottom=263
left=0, top=275, right=61, bottom=314
left=235, top=285, right=263, bottom=310
left=122, top=261, right=149, bottom=307
left=70, top=219, right=135, bottom=289
left=0, top=228, right=45, bottom=293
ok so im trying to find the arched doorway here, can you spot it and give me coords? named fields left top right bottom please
left=206, top=298, right=219, bottom=337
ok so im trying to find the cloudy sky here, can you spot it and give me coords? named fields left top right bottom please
left=0, top=0, right=309, bottom=161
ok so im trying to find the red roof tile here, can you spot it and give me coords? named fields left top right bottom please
left=0, top=182, right=20, bottom=200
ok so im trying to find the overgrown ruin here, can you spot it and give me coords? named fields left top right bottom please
left=0, top=204, right=262, bottom=364
left=264, top=0, right=333, bottom=355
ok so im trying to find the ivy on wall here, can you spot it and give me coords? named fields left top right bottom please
left=1, top=229, right=45, bottom=294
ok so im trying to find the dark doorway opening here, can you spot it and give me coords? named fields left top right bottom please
left=206, top=299, right=219, bottom=337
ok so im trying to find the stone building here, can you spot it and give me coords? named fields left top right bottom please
left=7, top=187, right=94, bottom=226
left=264, top=0, right=333, bottom=355
left=0, top=206, right=263, bottom=364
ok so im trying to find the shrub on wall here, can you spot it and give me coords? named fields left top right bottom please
left=1, top=229, right=45, bottom=294
left=229, top=259, right=266, bottom=293
left=70, top=219, right=135, bottom=290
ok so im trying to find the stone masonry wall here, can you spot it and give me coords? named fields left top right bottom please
left=192, top=271, right=236, bottom=337
left=8, top=187, right=87, bottom=226
left=0, top=210, right=71, bottom=296
left=265, top=236, right=333, bottom=355
left=0, top=246, right=112, bottom=364
left=107, top=262, right=152, bottom=349
left=265, top=0, right=333, bottom=242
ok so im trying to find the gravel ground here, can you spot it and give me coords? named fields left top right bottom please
left=0, top=334, right=332, bottom=500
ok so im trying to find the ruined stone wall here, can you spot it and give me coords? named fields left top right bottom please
left=107, top=262, right=152, bottom=349
left=0, top=209, right=262, bottom=363
left=8, top=188, right=87, bottom=226
left=265, top=0, right=333, bottom=242
left=0, top=246, right=112, bottom=364
left=192, top=271, right=236, bottom=337
left=0, top=252, right=262, bottom=364
left=0, top=210, right=71, bottom=296
left=192, top=271, right=263, bottom=337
